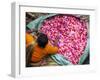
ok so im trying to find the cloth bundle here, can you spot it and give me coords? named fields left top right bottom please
left=39, top=14, right=88, bottom=64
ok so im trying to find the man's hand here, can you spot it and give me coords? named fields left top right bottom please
left=53, top=36, right=59, bottom=46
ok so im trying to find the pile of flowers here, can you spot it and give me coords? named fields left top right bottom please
left=39, top=14, right=88, bottom=64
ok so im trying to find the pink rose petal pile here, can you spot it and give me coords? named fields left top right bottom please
left=39, top=14, right=88, bottom=64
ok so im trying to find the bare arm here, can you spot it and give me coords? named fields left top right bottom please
left=26, top=29, right=38, bottom=33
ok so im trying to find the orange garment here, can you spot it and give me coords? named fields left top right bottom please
left=26, top=33, right=58, bottom=63
left=26, top=33, right=36, bottom=47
